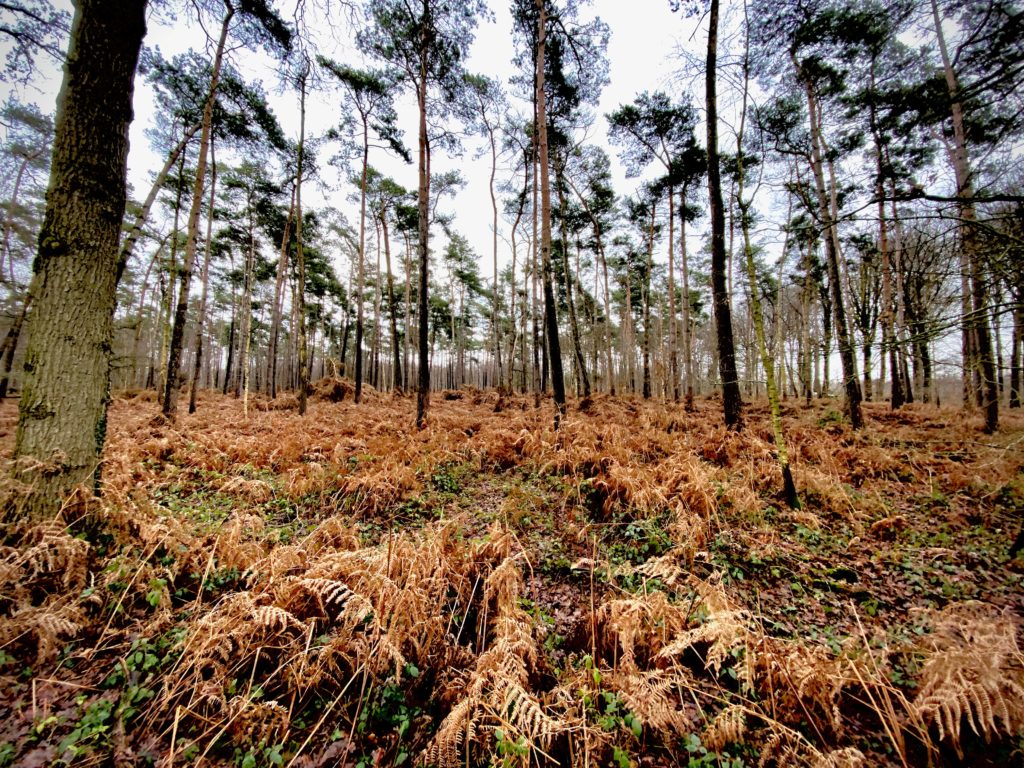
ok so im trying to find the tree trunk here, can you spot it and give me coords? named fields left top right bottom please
left=238, top=209, right=256, bottom=415
left=355, top=119, right=370, bottom=404
left=667, top=184, right=678, bottom=402
left=487, top=116, right=503, bottom=390
left=129, top=242, right=162, bottom=387
left=535, top=0, right=565, bottom=424
left=372, top=222, right=383, bottom=389
left=12, top=0, right=147, bottom=520
left=796, top=59, right=862, bottom=428
left=1010, top=303, right=1021, bottom=408
left=163, top=4, right=233, bottom=418
left=870, top=74, right=902, bottom=410
left=415, top=1, right=431, bottom=428
left=296, top=64, right=309, bottom=416
left=117, top=122, right=199, bottom=284
left=681, top=194, right=695, bottom=409
left=267, top=185, right=296, bottom=399
left=1, top=150, right=40, bottom=285
left=530, top=123, right=542, bottom=405
left=930, top=0, right=997, bottom=432
left=555, top=163, right=589, bottom=397
left=188, top=135, right=217, bottom=414
left=706, top=0, right=742, bottom=427
left=380, top=214, right=402, bottom=391
left=642, top=199, right=654, bottom=400
left=736, top=92, right=798, bottom=505
left=0, top=288, right=32, bottom=399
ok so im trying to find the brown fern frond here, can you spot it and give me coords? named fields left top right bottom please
left=703, top=704, right=747, bottom=752
left=423, top=696, right=478, bottom=768
left=606, top=668, right=697, bottom=734
left=912, top=602, right=1024, bottom=756
left=0, top=602, right=84, bottom=663
left=600, top=592, right=689, bottom=670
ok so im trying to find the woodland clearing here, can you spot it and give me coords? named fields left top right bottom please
left=0, top=386, right=1022, bottom=767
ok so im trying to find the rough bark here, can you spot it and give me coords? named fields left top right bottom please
left=12, top=0, right=147, bottom=520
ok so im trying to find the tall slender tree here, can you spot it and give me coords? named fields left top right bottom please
left=162, top=0, right=291, bottom=418
left=695, top=0, right=744, bottom=426
left=359, top=0, right=487, bottom=428
left=608, top=90, right=702, bottom=403
left=320, top=59, right=407, bottom=404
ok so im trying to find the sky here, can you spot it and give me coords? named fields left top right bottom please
left=2, top=0, right=705, bottom=282
left=0, top=0, right=988, bottom=387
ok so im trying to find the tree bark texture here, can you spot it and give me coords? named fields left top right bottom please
left=13, top=0, right=147, bottom=520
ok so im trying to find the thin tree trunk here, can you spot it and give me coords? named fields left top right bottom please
left=415, top=0, right=431, bottom=428
left=681, top=194, right=695, bottom=409
left=796, top=57, right=862, bottom=428
left=536, top=0, right=565, bottom=425
left=642, top=198, right=654, bottom=400
left=667, top=184, right=678, bottom=402
left=188, top=135, right=217, bottom=414
left=0, top=288, right=32, bottom=398
left=1010, top=303, right=1022, bottom=408
left=487, top=113, right=503, bottom=390
left=238, top=209, right=256, bottom=415
left=707, top=0, right=743, bottom=427
left=736, top=49, right=798, bottom=504
left=930, top=0, right=997, bottom=432
left=117, top=122, right=199, bottom=283
left=355, top=117, right=369, bottom=403
left=381, top=214, right=402, bottom=391
left=267, top=184, right=296, bottom=398
left=1, top=151, right=40, bottom=285
left=296, top=63, right=309, bottom=416
left=555, top=162, right=589, bottom=397
left=163, top=4, right=233, bottom=417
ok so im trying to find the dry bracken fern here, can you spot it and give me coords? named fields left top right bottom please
left=703, top=704, right=747, bottom=752
left=912, top=601, right=1024, bottom=755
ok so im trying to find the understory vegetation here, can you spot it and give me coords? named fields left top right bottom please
left=1, top=386, right=1022, bottom=767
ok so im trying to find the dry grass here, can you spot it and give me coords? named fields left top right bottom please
left=0, top=389, right=1022, bottom=766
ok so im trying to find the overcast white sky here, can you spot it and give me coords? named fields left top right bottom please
left=3, top=0, right=708, bottom=282
left=2, top=0, right=985, bottom=383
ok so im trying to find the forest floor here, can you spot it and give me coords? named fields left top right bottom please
left=0, top=384, right=1023, bottom=768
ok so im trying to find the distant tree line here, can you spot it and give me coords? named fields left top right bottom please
left=1, top=0, right=1022, bottom=516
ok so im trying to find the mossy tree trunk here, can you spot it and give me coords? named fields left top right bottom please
left=12, top=0, right=148, bottom=520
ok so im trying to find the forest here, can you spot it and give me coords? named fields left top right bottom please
left=0, top=0, right=1022, bottom=766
